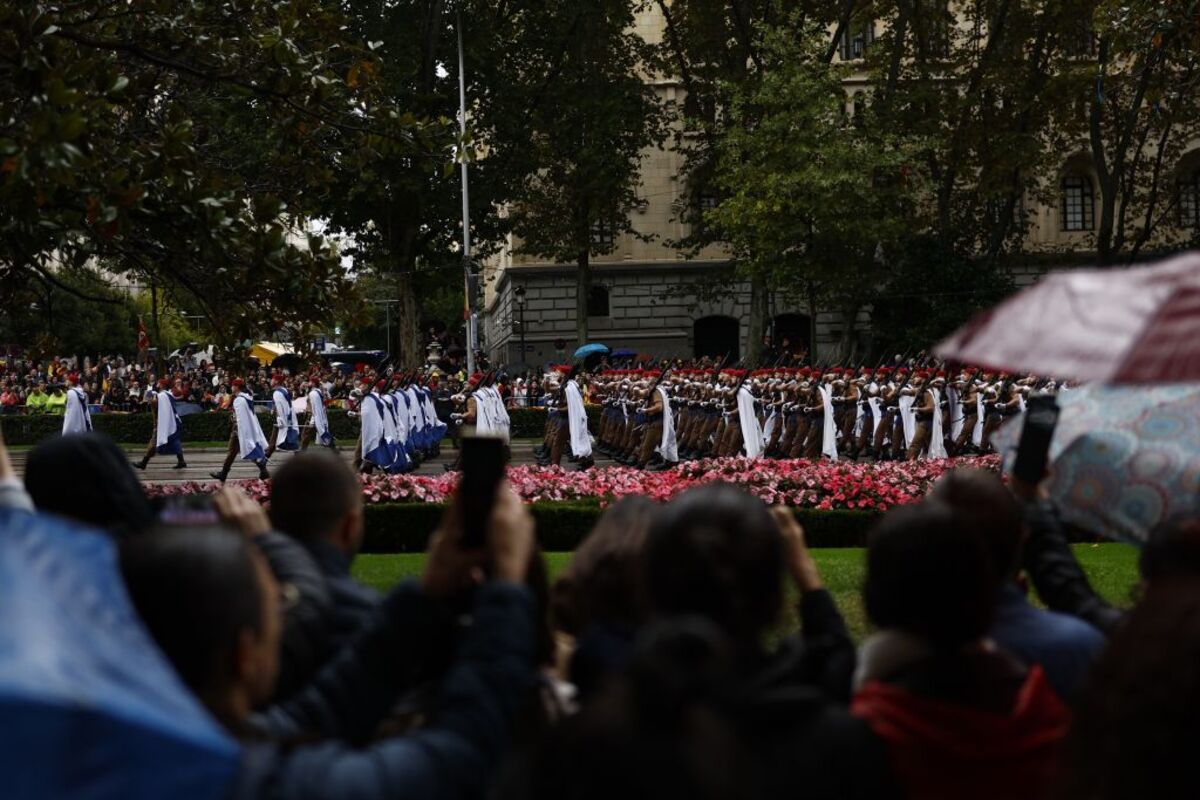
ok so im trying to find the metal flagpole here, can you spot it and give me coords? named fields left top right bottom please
left=457, top=9, right=476, bottom=377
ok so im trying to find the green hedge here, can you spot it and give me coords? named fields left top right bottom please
left=1, top=406, right=600, bottom=445
left=362, top=501, right=881, bottom=553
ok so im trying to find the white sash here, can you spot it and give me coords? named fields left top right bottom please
left=566, top=379, right=592, bottom=458
left=737, top=385, right=764, bottom=459
left=656, top=385, right=678, bottom=463
left=899, top=393, right=917, bottom=447
left=926, top=388, right=948, bottom=459
left=819, top=385, right=839, bottom=461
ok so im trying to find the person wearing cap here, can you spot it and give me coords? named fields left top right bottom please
left=950, top=369, right=981, bottom=456
left=906, top=371, right=946, bottom=460
left=635, top=370, right=676, bottom=469
left=134, top=378, right=187, bottom=471
left=212, top=378, right=270, bottom=482
left=60, top=373, right=92, bottom=436
left=892, top=368, right=918, bottom=461
left=264, top=374, right=301, bottom=461
left=551, top=366, right=594, bottom=469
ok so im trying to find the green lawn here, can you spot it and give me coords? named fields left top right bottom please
left=353, top=543, right=1141, bottom=641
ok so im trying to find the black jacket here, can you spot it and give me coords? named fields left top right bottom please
left=237, top=581, right=536, bottom=799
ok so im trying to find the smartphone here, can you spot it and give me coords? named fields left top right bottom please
left=459, top=435, right=508, bottom=548
left=1012, top=395, right=1059, bottom=486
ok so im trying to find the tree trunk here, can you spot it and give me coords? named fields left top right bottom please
left=396, top=269, right=422, bottom=367
left=746, top=273, right=768, bottom=365
left=806, top=281, right=818, bottom=363
left=576, top=249, right=590, bottom=347
left=837, top=304, right=860, bottom=363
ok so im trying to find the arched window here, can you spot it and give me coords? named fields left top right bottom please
left=587, top=286, right=610, bottom=318
left=1060, top=173, right=1095, bottom=231
left=1179, top=167, right=1200, bottom=228
left=693, top=316, right=740, bottom=361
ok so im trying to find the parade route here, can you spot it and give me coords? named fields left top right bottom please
left=6, top=441, right=617, bottom=483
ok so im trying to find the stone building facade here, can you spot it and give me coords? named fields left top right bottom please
left=479, top=4, right=1200, bottom=366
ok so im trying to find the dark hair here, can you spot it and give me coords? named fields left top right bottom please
left=500, top=618, right=746, bottom=800
left=1139, top=517, right=1200, bottom=583
left=119, top=524, right=264, bottom=705
left=929, top=468, right=1025, bottom=578
left=24, top=432, right=154, bottom=539
left=1069, top=583, right=1200, bottom=800
left=553, top=496, right=658, bottom=635
left=643, top=485, right=783, bottom=648
left=268, top=450, right=361, bottom=541
left=864, top=502, right=997, bottom=649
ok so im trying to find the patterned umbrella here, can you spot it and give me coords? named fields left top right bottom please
left=934, top=252, right=1200, bottom=383
left=993, top=384, right=1200, bottom=542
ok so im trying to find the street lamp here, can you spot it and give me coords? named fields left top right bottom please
left=513, top=285, right=527, bottom=367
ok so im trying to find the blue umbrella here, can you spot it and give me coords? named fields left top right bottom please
left=0, top=510, right=239, bottom=799
left=573, top=343, right=610, bottom=360
left=610, top=348, right=638, bottom=359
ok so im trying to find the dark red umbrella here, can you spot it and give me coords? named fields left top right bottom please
left=934, top=252, right=1200, bottom=383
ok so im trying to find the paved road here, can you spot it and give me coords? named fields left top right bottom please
left=7, top=441, right=617, bottom=483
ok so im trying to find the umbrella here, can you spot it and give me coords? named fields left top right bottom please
left=992, top=384, right=1200, bottom=541
left=934, top=252, right=1200, bottom=383
left=610, top=348, right=639, bottom=359
left=0, top=511, right=239, bottom=799
left=573, top=343, right=610, bottom=360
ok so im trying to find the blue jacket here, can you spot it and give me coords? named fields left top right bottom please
left=236, top=581, right=535, bottom=800
left=990, top=582, right=1106, bottom=701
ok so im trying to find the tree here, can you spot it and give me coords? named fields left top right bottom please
left=498, top=0, right=664, bottom=345
left=1049, top=2, right=1200, bottom=264
left=0, top=1, right=423, bottom=350
left=708, top=17, right=927, bottom=362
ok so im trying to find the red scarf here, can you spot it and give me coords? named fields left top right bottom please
left=852, top=666, right=1070, bottom=800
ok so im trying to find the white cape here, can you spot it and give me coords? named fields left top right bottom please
left=272, top=388, right=299, bottom=446
left=656, top=385, right=678, bottom=463
left=62, top=387, right=92, bottom=435
left=490, top=387, right=512, bottom=443
left=155, top=390, right=180, bottom=449
left=926, top=388, right=948, bottom=459
left=472, top=390, right=497, bottom=435
left=233, top=394, right=269, bottom=461
left=404, top=387, right=423, bottom=439
left=359, top=393, right=388, bottom=461
left=737, top=385, right=764, bottom=459
left=307, top=389, right=332, bottom=445
left=391, top=391, right=411, bottom=445
left=565, top=379, right=592, bottom=458
left=818, top=385, right=839, bottom=461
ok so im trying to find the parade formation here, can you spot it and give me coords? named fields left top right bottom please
left=47, top=347, right=1067, bottom=476
left=523, top=361, right=1068, bottom=471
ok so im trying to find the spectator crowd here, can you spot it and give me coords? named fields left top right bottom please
left=1, top=412, right=1196, bottom=800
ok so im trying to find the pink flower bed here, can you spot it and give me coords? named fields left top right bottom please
left=145, top=456, right=1000, bottom=512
